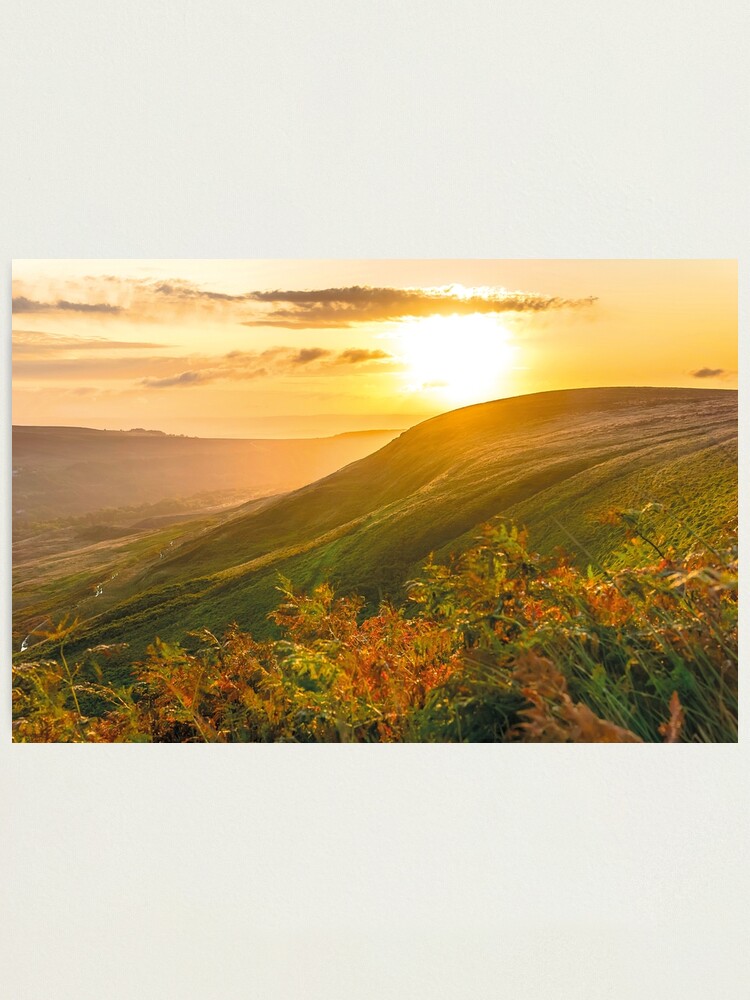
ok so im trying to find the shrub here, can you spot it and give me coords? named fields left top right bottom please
left=12, top=512, right=737, bottom=743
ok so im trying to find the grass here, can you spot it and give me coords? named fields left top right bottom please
left=12, top=387, right=738, bottom=743
left=11, top=512, right=230, bottom=652
left=16, top=386, right=734, bottom=665
left=12, top=508, right=738, bottom=743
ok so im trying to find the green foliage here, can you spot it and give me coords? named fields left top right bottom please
left=13, top=508, right=737, bottom=743
left=409, top=517, right=737, bottom=742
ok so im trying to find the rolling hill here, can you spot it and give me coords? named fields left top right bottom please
left=18, top=387, right=737, bottom=665
left=11, top=425, right=399, bottom=650
left=12, top=425, right=401, bottom=524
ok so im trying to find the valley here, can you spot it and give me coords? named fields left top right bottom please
left=11, top=426, right=400, bottom=651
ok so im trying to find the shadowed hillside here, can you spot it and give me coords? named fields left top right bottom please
left=20, top=387, right=737, bottom=663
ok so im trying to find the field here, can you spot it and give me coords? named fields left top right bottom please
left=11, top=385, right=738, bottom=743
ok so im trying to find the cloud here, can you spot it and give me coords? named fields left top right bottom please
left=224, top=347, right=287, bottom=362
left=13, top=329, right=167, bottom=354
left=149, top=280, right=252, bottom=303
left=140, top=365, right=271, bottom=389
left=13, top=337, right=403, bottom=391
left=55, top=300, right=122, bottom=313
left=11, top=278, right=249, bottom=322
left=12, top=276, right=596, bottom=331
left=242, top=285, right=597, bottom=329
left=291, top=347, right=331, bottom=364
left=335, top=348, right=392, bottom=364
left=691, top=367, right=725, bottom=378
left=12, top=296, right=122, bottom=314
left=136, top=345, right=393, bottom=389
left=141, top=371, right=215, bottom=388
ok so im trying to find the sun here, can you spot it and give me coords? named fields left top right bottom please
left=397, top=313, right=515, bottom=405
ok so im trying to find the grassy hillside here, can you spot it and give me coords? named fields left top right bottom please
left=12, top=426, right=399, bottom=648
left=20, top=387, right=737, bottom=666
left=15, top=521, right=737, bottom=742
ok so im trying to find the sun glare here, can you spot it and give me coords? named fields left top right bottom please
left=397, top=314, right=514, bottom=405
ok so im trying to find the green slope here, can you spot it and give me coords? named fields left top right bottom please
left=28, top=387, right=737, bottom=664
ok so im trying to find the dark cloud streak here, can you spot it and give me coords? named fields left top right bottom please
left=13, top=296, right=122, bottom=314
left=242, top=285, right=597, bottom=329
left=13, top=279, right=596, bottom=330
left=291, top=347, right=331, bottom=364
left=141, top=371, right=211, bottom=388
left=335, top=348, right=391, bottom=364
left=141, top=366, right=270, bottom=389
left=150, top=281, right=252, bottom=303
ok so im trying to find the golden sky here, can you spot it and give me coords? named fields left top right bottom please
left=12, top=259, right=737, bottom=438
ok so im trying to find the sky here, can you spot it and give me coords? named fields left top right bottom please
left=12, top=259, right=737, bottom=438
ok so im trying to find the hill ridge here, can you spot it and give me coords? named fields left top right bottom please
left=18, top=386, right=737, bottom=661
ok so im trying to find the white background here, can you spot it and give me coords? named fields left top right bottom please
left=1, top=2, right=747, bottom=998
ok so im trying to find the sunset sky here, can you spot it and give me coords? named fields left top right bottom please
left=12, top=259, right=737, bottom=438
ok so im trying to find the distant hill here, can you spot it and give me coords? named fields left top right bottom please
left=20, top=387, right=737, bottom=663
left=12, top=425, right=401, bottom=523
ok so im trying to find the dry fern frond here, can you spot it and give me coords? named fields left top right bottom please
left=512, top=652, right=643, bottom=743
left=658, top=691, right=685, bottom=743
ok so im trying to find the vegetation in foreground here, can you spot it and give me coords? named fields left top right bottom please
left=13, top=506, right=737, bottom=743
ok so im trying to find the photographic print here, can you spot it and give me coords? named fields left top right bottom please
left=11, top=260, right=738, bottom=742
